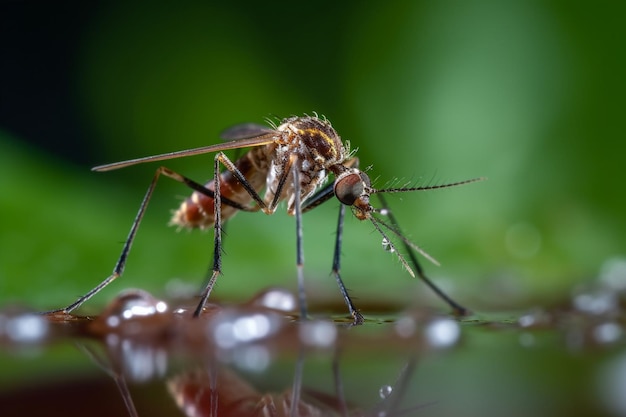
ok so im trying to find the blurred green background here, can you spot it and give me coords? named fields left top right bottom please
left=1, top=1, right=624, bottom=313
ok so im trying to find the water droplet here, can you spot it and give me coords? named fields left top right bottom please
left=249, top=288, right=297, bottom=312
left=232, top=345, right=271, bottom=373
left=99, top=289, right=168, bottom=330
left=599, top=257, right=626, bottom=292
left=518, top=308, right=551, bottom=328
left=423, top=317, right=460, bottom=348
left=106, top=335, right=168, bottom=382
left=379, top=384, right=393, bottom=399
left=381, top=237, right=395, bottom=253
left=572, top=289, right=617, bottom=315
left=172, top=307, right=189, bottom=316
left=0, top=310, right=49, bottom=344
left=211, top=310, right=283, bottom=349
left=299, top=320, right=337, bottom=348
left=593, top=322, right=623, bottom=345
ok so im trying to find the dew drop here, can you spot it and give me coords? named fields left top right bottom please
left=572, top=289, right=617, bottom=315
left=0, top=311, right=49, bottom=344
left=249, top=288, right=297, bottom=312
left=106, top=335, right=168, bottom=382
left=211, top=310, right=283, bottom=349
left=100, top=289, right=168, bottom=330
left=381, top=237, right=395, bottom=253
left=232, top=345, right=271, bottom=373
left=299, top=320, right=337, bottom=348
left=599, top=257, right=626, bottom=292
left=518, top=308, right=551, bottom=328
left=379, top=384, right=393, bottom=399
left=593, top=322, right=623, bottom=345
left=423, top=317, right=461, bottom=349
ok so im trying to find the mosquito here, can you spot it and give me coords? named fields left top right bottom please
left=55, top=115, right=483, bottom=323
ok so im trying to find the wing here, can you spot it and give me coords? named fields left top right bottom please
left=220, top=123, right=275, bottom=141
left=92, top=132, right=278, bottom=172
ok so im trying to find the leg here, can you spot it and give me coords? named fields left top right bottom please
left=193, top=151, right=300, bottom=317
left=290, top=155, right=308, bottom=321
left=331, top=348, right=350, bottom=417
left=193, top=154, right=226, bottom=317
left=301, top=173, right=364, bottom=323
left=376, top=194, right=469, bottom=316
left=53, top=167, right=185, bottom=313
left=289, top=348, right=305, bottom=417
left=53, top=159, right=264, bottom=314
left=331, top=204, right=365, bottom=324
left=302, top=181, right=335, bottom=213
left=194, top=149, right=310, bottom=316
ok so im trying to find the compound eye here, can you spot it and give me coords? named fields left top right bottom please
left=334, top=173, right=365, bottom=206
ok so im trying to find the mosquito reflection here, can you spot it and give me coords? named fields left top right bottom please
left=77, top=343, right=140, bottom=417
left=167, top=350, right=426, bottom=417
left=68, top=289, right=442, bottom=417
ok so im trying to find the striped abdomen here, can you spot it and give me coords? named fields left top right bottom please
left=170, top=146, right=271, bottom=229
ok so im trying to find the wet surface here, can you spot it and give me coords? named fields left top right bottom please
left=1, top=285, right=625, bottom=417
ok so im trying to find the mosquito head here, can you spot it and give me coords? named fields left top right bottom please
left=333, top=172, right=486, bottom=276
left=333, top=169, right=373, bottom=220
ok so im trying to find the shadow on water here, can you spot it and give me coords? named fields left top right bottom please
left=1, top=280, right=626, bottom=417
